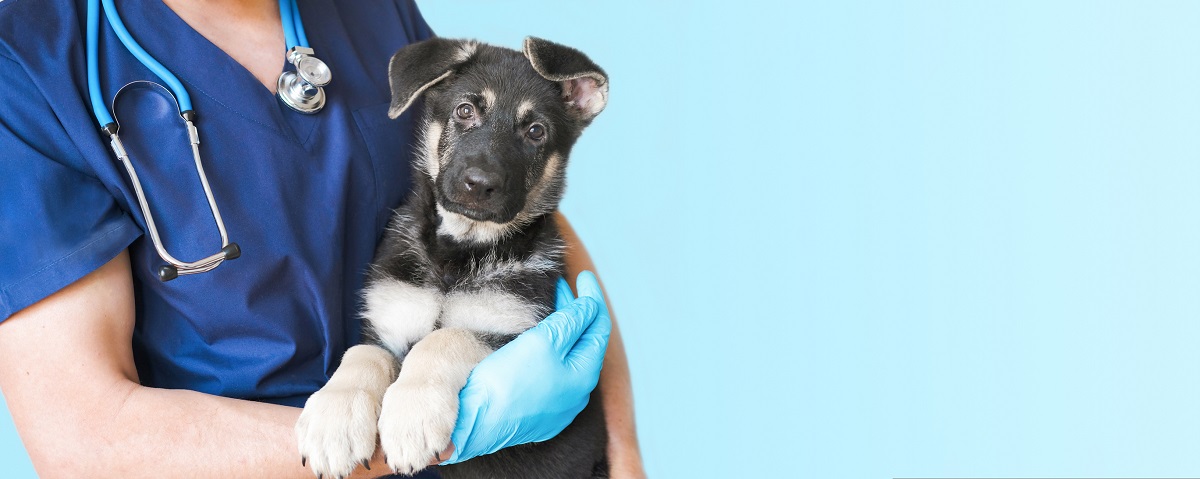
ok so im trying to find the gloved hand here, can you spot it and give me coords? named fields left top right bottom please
left=441, top=270, right=612, bottom=464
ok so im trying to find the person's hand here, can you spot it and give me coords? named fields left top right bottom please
left=441, top=271, right=612, bottom=464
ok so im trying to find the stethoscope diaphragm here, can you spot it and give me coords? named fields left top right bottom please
left=277, top=46, right=331, bottom=114
left=276, top=0, right=330, bottom=114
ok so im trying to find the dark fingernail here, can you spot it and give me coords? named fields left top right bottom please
left=362, top=459, right=371, bottom=470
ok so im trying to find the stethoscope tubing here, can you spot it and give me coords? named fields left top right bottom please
left=85, top=0, right=325, bottom=280
left=85, top=0, right=112, bottom=126
left=280, top=0, right=309, bottom=50
left=86, top=0, right=256, bottom=280
left=97, top=0, right=192, bottom=114
left=108, top=81, right=236, bottom=280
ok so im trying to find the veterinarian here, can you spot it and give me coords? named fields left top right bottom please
left=0, top=1, right=644, bottom=478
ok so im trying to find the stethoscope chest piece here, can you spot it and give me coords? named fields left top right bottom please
left=277, top=70, right=325, bottom=113
left=277, top=47, right=330, bottom=114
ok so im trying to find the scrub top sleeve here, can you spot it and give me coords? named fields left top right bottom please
left=0, top=54, right=142, bottom=322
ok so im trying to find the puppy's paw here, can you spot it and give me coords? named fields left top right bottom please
left=377, top=380, right=458, bottom=475
left=295, top=386, right=382, bottom=478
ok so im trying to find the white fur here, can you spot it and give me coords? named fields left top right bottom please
left=362, top=279, right=442, bottom=357
left=296, top=345, right=397, bottom=478
left=441, top=288, right=544, bottom=335
left=378, top=329, right=493, bottom=475
left=435, top=204, right=520, bottom=244
left=468, top=244, right=563, bottom=285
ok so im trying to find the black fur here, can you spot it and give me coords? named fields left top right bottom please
left=368, top=37, right=610, bottom=478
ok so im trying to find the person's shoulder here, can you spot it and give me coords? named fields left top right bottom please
left=328, top=0, right=433, bottom=45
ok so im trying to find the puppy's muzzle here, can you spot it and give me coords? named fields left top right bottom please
left=443, top=159, right=515, bottom=222
left=460, top=166, right=503, bottom=203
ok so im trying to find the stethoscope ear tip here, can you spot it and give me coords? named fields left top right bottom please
left=158, top=265, right=179, bottom=282
left=222, top=243, right=242, bottom=260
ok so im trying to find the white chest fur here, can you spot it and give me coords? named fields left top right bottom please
left=362, top=278, right=547, bottom=359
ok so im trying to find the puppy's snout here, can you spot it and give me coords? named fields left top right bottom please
left=463, top=167, right=499, bottom=196
left=460, top=166, right=503, bottom=202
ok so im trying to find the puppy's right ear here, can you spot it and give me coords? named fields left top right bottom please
left=388, top=38, right=478, bottom=119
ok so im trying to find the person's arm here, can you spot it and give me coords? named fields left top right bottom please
left=557, top=212, right=646, bottom=478
left=0, top=251, right=397, bottom=479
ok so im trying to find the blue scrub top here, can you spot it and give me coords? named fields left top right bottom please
left=0, top=0, right=432, bottom=410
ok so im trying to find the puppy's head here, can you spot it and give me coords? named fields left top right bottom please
left=387, top=37, right=608, bottom=244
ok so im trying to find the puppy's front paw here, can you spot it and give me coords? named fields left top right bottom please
left=295, top=386, right=382, bottom=478
left=377, top=379, right=459, bottom=475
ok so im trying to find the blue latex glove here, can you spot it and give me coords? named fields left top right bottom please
left=442, top=270, right=612, bottom=464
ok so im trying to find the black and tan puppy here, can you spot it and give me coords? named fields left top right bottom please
left=295, top=37, right=609, bottom=479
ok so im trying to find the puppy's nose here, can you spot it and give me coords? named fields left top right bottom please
left=462, top=166, right=502, bottom=201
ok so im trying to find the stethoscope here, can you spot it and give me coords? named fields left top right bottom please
left=85, top=0, right=332, bottom=281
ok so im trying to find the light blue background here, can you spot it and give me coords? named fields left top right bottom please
left=3, top=1, right=1199, bottom=477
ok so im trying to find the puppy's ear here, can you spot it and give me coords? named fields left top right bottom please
left=523, top=37, right=609, bottom=122
left=388, top=38, right=479, bottom=119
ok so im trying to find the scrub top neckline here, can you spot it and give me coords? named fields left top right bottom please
left=117, top=0, right=324, bottom=147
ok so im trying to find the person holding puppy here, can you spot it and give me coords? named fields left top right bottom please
left=0, top=0, right=644, bottom=477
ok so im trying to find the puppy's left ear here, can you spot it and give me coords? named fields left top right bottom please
left=523, top=37, right=609, bottom=122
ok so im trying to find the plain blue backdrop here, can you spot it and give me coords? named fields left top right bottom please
left=3, top=1, right=1200, bottom=477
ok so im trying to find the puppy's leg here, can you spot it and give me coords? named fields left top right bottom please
left=378, top=328, right=492, bottom=475
left=296, top=278, right=442, bottom=477
left=295, top=344, right=397, bottom=478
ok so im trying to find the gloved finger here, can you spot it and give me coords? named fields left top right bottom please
left=535, top=295, right=600, bottom=357
left=442, top=390, right=480, bottom=464
left=554, top=276, right=575, bottom=310
left=565, top=300, right=611, bottom=374
left=574, top=271, right=607, bottom=312
left=565, top=271, right=612, bottom=374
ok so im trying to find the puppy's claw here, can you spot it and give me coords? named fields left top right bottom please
left=301, top=456, right=307, bottom=467
left=362, top=459, right=370, bottom=470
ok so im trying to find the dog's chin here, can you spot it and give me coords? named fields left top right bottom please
left=438, top=200, right=515, bottom=225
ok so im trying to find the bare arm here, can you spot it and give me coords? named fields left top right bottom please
left=557, top=212, right=646, bottom=479
left=0, top=252, right=393, bottom=478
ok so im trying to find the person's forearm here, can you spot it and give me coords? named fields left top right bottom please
left=0, top=253, right=424, bottom=478
left=94, top=383, right=299, bottom=477
left=557, top=212, right=645, bottom=478
left=35, top=379, right=395, bottom=479
left=107, top=384, right=308, bottom=478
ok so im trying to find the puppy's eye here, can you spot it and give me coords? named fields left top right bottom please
left=455, top=103, right=475, bottom=120
left=526, top=124, right=546, bottom=141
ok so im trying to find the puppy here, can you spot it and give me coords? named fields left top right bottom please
left=295, top=37, right=610, bottom=479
